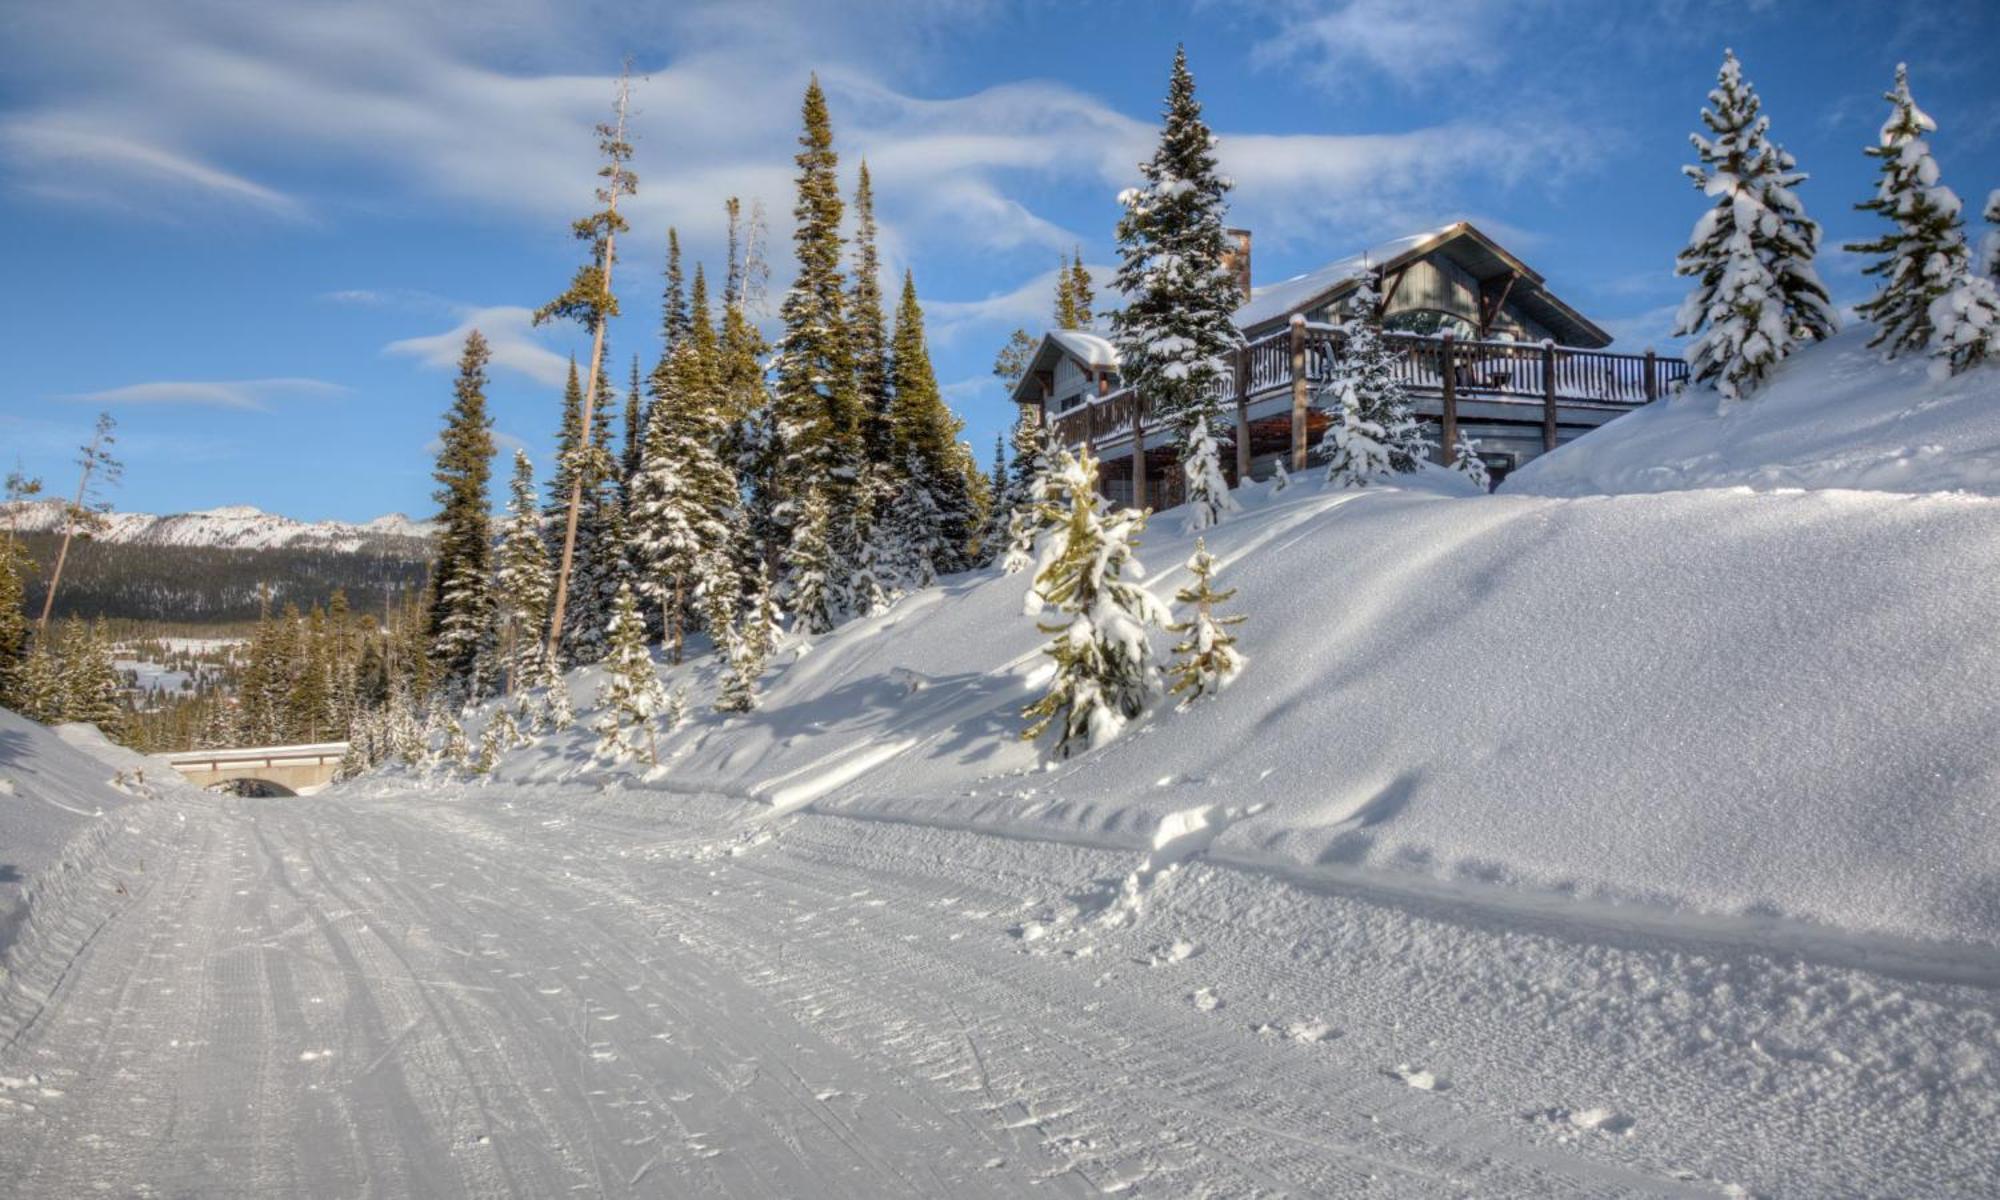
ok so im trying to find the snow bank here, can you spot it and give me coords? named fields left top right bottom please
left=1505, top=326, right=2000, bottom=498
left=0, top=710, right=168, bottom=953
left=475, top=460, right=2000, bottom=954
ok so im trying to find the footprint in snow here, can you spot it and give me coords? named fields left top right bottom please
left=1386, top=1064, right=1450, bottom=1092
left=1253, top=1018, right=1341, bottom=1044
left=1189, top=987, right=1224, bottom=1013
left=1138, top=940, right=1199, bottom=967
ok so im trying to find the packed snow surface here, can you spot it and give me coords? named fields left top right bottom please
left=4, top=338, right=1997, bottom=1194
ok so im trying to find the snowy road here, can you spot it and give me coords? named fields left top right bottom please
left=2, top=783, right=1995, bottom=1197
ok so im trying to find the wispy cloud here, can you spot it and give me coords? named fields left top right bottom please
left=386, top=305, right=571, bottom=388
left=0, top=122, right=307, bottom=221
left=60, top=377, right=346, bottom=411
left=1245, top=0, right=1519, bottom=88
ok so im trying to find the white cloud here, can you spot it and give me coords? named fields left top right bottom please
left=1245, top=0, right=1517, bottom=88
left=386, top=305, right=572, bottom=388
left=0, top=122, right=307, bottom=221
left=60, top=378, right=346, bottom=411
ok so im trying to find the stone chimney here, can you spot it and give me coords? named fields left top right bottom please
left=1222, top=228, right=1252, bottom=302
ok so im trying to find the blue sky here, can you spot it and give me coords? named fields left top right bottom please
left=2, top=0, right=1996, bottom=523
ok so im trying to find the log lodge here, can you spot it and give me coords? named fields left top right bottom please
left=1008, top=222, right=1688, bottom=504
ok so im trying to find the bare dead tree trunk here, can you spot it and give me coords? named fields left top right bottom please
left=546, top=66, right=634, bottom=665
left=37, top=420, right=112, bottom=633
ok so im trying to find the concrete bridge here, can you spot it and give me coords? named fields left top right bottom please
left=155, top=742, right=348, bottom=796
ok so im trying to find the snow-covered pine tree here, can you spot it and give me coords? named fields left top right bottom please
left=1674, top=50, right=1836, bottom=399
left=1317, top=290, right=1428, bottom=486
left=495, top=450, right=553, bottom=695
left=1848, top=64, right=1976, bottom=358
left=663, top=684, right=689, bottom=733
left=1165, top=538, right=1245, bottom=707
left=975, top=433, right=1011, bottom=567
left=888, top=271, right=977, bottom=576
left=632, top=266, right=736, bottom=663
left=877, top=454, right=948, bottom=594
left=1111, top=46, right=1244, bottom=533
left=785, top=482, right=838, bottom=636
left=472, top=707, right=520, bottom=775
left=1930, top=267, right=2000, bottom=376
left=58, top=618, right=125, bottom=735
left=426, top=331, right=497, bottom=698
left=1451, top=431, right=1491, bottom=490
left=440, top=715, right=470, bottom=769
left=774, top=77, right=863, bottom=601
left=1001, top=416, right=1058, bottom=574
left=713, top=611, right=765, bottom=715
left=1021, top=450, right=1170, bottom=758
left=537, top=651, right=574, bottom=733
left=748, top=562, right=783, bottom=661
left=0, top=539, right=28, bottom=708
left=846, top=492, right=896, bottom=617
left=594, top=582, right=668, bottom=765
left=560, top=364, right=629, bottom=665
left=1270, top=459, right=1290, bottom=493
left=13, top=638, right=62, bottom=725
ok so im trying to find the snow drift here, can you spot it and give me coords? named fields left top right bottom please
left=467, top=339, right=2000, bottom=953
left=1505, top=325, right=2000, bottom=498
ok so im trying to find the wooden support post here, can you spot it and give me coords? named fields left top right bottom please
left=1233, top=346, right=1251, bottom=485
left=1132, top=406, right=1147, bottom=512
left=1439, top=331, right=1458, bottom=464
left=1541, top=339, right=1558, bottom=453
left=1289, top=314, right=1310, bottom=472
left=1038, top=376, right=1051, bottom=429
left=1643, top=348, right=1659, bottom=402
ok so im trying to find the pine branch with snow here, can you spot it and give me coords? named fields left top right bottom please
left=1451, top=432, right=1491, bottom=491
left=1180, top=418, right=1238, bottom=533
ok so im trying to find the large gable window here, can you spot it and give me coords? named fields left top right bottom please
left=1383, top=309, right=1477, bottom=339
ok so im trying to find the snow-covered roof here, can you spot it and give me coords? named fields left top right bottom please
left=1047, top=329, right=1119, bottom=369
left=1231, top=227, right=1458, bottom=331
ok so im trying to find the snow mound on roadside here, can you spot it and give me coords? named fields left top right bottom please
left=1504, top=326, right=2000, bottom=498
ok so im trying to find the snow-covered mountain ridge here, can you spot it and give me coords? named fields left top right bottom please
left=0, top=499, right=435, bottom=552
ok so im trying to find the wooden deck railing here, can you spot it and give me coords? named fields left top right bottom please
left=1047, top=326, right=1688, bottom=453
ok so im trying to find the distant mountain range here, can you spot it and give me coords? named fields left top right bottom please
left=2, top=501, right=436, bottom=554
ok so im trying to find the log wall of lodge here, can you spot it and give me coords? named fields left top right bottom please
left=1045, top=325, right=1689, bottom=499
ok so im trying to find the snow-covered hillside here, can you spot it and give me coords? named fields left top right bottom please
left=0, top=500, right=434, bottom=552
left=487, top=470, right=2000, bottom=959
left=1505, top=325, right=2000, bottom=498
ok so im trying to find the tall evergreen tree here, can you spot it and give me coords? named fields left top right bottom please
left=426, top=331, right=497, bottom=697
left=632, top=265, right=737, bottom=662
left=992, top=328, right=1037, bottom=388
left=1983, top=190, right=2000, bottom=280
left=621, top=355, right=645, bottom=501
left=1112, top=46, right=1243, bottom=531
left=850, top=161, right=893, bottom=467
left=774, top=76, right=862, bottom=585
left=565, top=363, right=628, bottom=665
left=495, top=450, right=553, bottom=694
left=1673, top=50, right=1834, bottom=401
left=0, top=538, right=28, bottom=707
left=1056, top=249, right=1095, bottom=329
left=888, top=271, right=976, bottom=573
left=1847, top=64, right=1974, bottom=358
left=1021, top=451, right=1169, bottom=759
left=534, top=67, right=635, bottom=664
